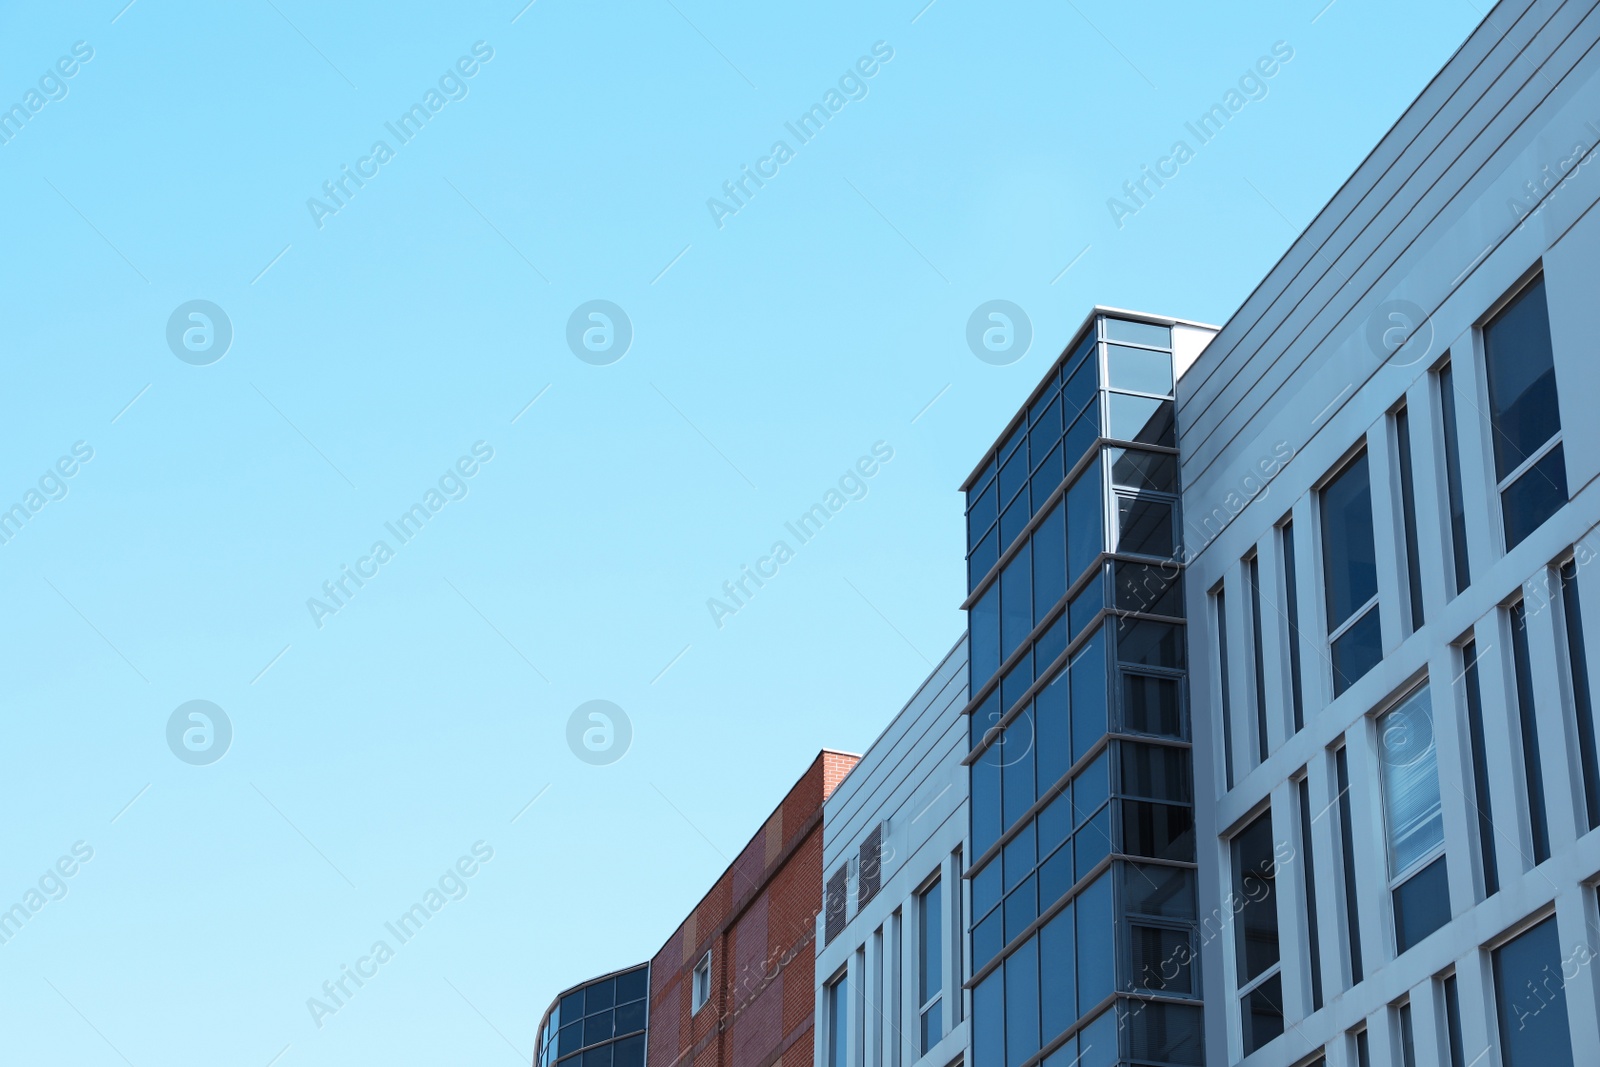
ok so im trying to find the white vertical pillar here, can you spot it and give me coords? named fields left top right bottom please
left=1256, top=530, right=1290, bottom=755
left=1293, top=492, right=1334, bottom=727
left=1344, top=714, right=1391, bottom=975
left=1456, top=946, right=1498, bottom=1067
left=1472, top=612, right=1531, bottom=888
left=1429, top=640, right=1482, bottom=916
left=1557, top=885, right=1600, bottom=1062
left=1408, top=976, right=1445, bottom=1067
left=1272, top=780, right=1310, bottom=1029
left=1522, top=568, right=1582, bottom=855
left=1405, top=373, right=1451, bottom=626
left=1367, top=417, right=1408, bottom=655
left=1449, top=328, right=1504, bottom=566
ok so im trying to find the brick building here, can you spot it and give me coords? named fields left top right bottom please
left=647, top=751, right=861, bottom=1067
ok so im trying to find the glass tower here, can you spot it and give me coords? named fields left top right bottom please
left=536, top=964, right=650, bottom=1067
left=964, top=311, right=1202, bottom=1067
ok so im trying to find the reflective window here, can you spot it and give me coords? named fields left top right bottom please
left=1281, top=521, right=1305, bottom=733
left=1106, top=343, right=1172, bottom=395
left=1377, top=686, right=1445, bottom=877
left=1559, top=559, right=1600, bottom=831
left=1248, top=554, right=1268, bottom=764
left=1443, top=973, right=1466, bottom=1067
left=1108, top=394, right=1175, bottom=447
left=1321, top=452, right=1381, bottom=695
left=1039, top=904, right=1075, bottom=1044
left=1075, top=872, right=1114, bottom=1015
left=1493, top=916, right=1575, bottom=1067
left=1483, top=277, right=1566, bottom=547
left=1123, top=672, right=1181, bottom=737
left=1216, top=587, right=1234, bottom=789
left=1004, top=936, right=1039, bottom=1067
left=1437, top=361, right=1472, bottom=593
left=1335, top=746, right=1363, bottom=983
left=1066, top=458, right=1104, bottom=583
left=1234, top=810, right=1283, bottom=1055
left=1462, top=641, right=1498, bottom=894
left=1297, top=777, right=1323, bottom=1010
left=1510, top=601, right=1551, bottom=863
left=827, top=975, right=849, bottom=1067
left=1117, top=495, right=1175, bottom=558
left=1001, top=544, right=1032, bottom=661
left=1033, top=501, right=1066, bottom=625
left=1395, top=406, right=1425, bottom=630
left=692, top=951, right=711, bottom=1014
left=1104, top=317, right=1171, bottom=350
left=1110, top=447, right=1176, bottom=493
left=918, top=878, right=943, bottom=1053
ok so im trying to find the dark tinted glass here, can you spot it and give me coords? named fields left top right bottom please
left=614, top=1036, right=645, bottom=1067
left=1106, top=344, right=1172, bottom=394
left=1217, top=589, right=1234, bottom=789
left=1063, top=407, right=1098, bottom=471
left=1123, top=800, right=1194, bottom=861
left=614, top=1000, right=646, bottom=1036
left=1115, top=558, right=1182, bottom=617
left=1248, top=555, right=1268, bottom=763
left=1039, top=905, right=1076, bottom=1042
left=559, top=1022, right=581, bottom=1057
left=1128, top=1001, right=1203, bottom=1065
left=1331, top=606, right=1382, bottom=696
left=1000, top=436, right=1030, bottom=503
left=1075, top=873, right=1114, bottom=1015
left=1444, top=975, right=1466, bottom=1067
left=973, top=970, right=1003, bottom=1067
left=1501, top=443, right=1567, bottom=549
left=1124, top=862, right=1195, bottom=918
left=1396, top=406, right=1425, bottom=629
left=587, top=978, right=615, bottom=1011
left=1399, top=1003, right=1417, bottom=1067
left=1063, top=342, right=1098, bottom=420
left=1075, top=806, right=1112, bottom=881
left=972, top=747, right=1001, bottom=857
left=1242, top=974, right=1285, bottom=1055
left=1003, top=822, right=1036, bottom=892
left=1336, top=747, right=1363, bottom=982
left=969, top=526, right=998, bottom=593
left=1035, top=613, right=1066, bottom=674
left=1483, top=277, right=1560, bottom=481
left=1121, top=742, right=1191, bottom=802
left=1462, top=640, right=1499, bottom=895
left=1108, top=394, right=1176, bottom=446
left=1004, top=937, right=1040, bottom=1067
left=1004, top=874, right=1037, bottom=943
left=1232, top=811, right=1279, bottom=982
left=973, top=857, right=1002, bottom=919
left=1038, top=845, right=1073, bottom=910
left=615, top=968, right=647, bottom=1003
left=1123, top=673, right=1181, bottom=736
left=1132, top=924, right=1193, bottom=993
left=1066, top=459, right=1103, bottom=582
left=1001, top=545, right=1032, bottom=661
left=968, top=481, right=996, bottom=545
left=1000, top=489, right=1031, bottom=552
left=1002, top=710, right=1035, bottom=828
left=972, top=584, right=1000, bottom=691
left=1036, top=667, right=1069, bottom=793
left=1494, top=916, right=1575, bottom=1067
left=1074, top=750, right=1110, bottom=820
left=560, top=990, right=585, bottom=1023
left=1118, top=496, right=1175, bottom=558
left=1031, top=441, right=1065, bottom=510
left=1297, top=777, right=1323, bottom=1011
left=919, top=879, right=942, bottom=1003
left=1075, top=1010, right=1118, bottom=1067
left=1068, top=576, right=1102, bottom=641
left=1281, top=522, right=1305, bottom=732
left=585, top=1044, right=613, bottom=1067
left=1321, top=452, right=1377, bottom=629
left=972, top=910, right=1004, bottom=973
left=1110, top=448, right=1176, bottom=492
left=1030, top=389, right=1061, bottom=431
left=1070, top=631, right=1108, bottom=764
left=584, top=1011, right=613, bottom=1046
left=1117, top=619, right=1184, bottom=669
left=1039, top=791, right=1071, bottom=856
left=1393, top=854, right=1451, bottom=954
left=1001, top=652, right=1032, bottom=720
left=1438, top=362, right=1472, bottom=594
left=1033, top=501, right=1066, bottom=623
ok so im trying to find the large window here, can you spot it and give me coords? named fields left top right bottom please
left=917, top=878, right=943, bottom=1054
left=1376, top=685, right=1450, bottom=953
left=827, top=974, right=849, bottom=1067
left=1321, top=452, right=1382, bottom=695
left=1483, top=277, right=1566, bottom=549
left=1493, top=916, right=1574, bottom=1066
left=1233, top=811, right=1283, bottom=1055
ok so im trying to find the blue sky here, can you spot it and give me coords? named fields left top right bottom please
left=0, top=1, right=1481, bottom=1063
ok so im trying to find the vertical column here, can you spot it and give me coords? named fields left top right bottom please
left=1472, top=612, right=1530, bottom=888
left=1405, top=373, right=1451, bottom=622
left=1291, top=492, right=1333, bottom=727
left=1271, top=780, right=1309, bottom=1027
left=1408, top=977, right=1445, bottom=1067
left=1221, top=558, right=1251, bottom=785
left=865, top=928, right=881, bottom=1067
left=1450, top=327, right=1504, bottom=565
left=1429, top=640, right=1481, bottom=917
left=1365, top=1002, right=1397, bottom=1067
left=1522, top=568, right=1582, bottom=855
left=1456, top=945, right=1498, bottom=1067
left=1255, top=530, right=1290, bottom=755
left=852, top=946, right=867, bottom=1067
left=1304, top=751, right=1344, bottom=1001
left=1343, top=714, right=1391, bottom=976
left=1557, top=885, right=1600, bottom=1062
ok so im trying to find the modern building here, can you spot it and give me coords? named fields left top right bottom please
left=816, top=638, right=971, bottom=1067
left=647, top=751, right=861, bottom=1067
left=1181, top=1, right=1600, bottom=1065
left=961, top=309, right=1218, bottom=1067
left=536, top=965, right=652, bottom=1067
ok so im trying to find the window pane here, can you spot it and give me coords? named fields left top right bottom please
left=1336, top=746, right=1363, bottom=982
left=1241, top=973, right=1284, bottom=1055
left=1075, top=873, right=1114, bottom=1015
left=1117, top=495, right=1175, bottom=557
left=1106, top=343, right=1173, bottom=394
left=972, top=584, right=1000, bottom=691
left=972, top=744, right=1001, bottom=857
left=1070, top=631, right=1108, bottom=764
left=1128, top=1001, right=1204, bottom=1065
left=969, top=526, right=998, bottom=593
left=1110, top=447, right=1176, bottom=492
left=1117, top=619, right=1185, bottom=669
left=585, top=1044, right=613, bottom=1067
left=1115, top=558, right=1182, bottom=618
left=1123, top=800, right=1195, bottom=861
left=1560, top=560, right=1600, bottom=831
left=1000, top=436, right=1030, bottom=503
left=1121, top=742, right=1192, bottom=802
left=1066, top=459, right=1103, bottom=582
left=1074, top=805, right=1112, bottom=880
left=1104, top=318, right=1171, bottom=349
left=1297, top=777, right=1324, bottom=1011
left=1036, top=666, right=1069, bottom=794
left=1444, top=974, right=1466, bottom=1067
left=1124, top=862, right=1196, bottom=919
left=1501, top=443, right=1567, bottom=549
left=1075, top=1009, right=1118, bottom=1067
left=972, top=910, right=1003, bottom=973
left=1003, top=824, right=1036, bottom=893
left=919, top=879, right=942, bottom=1005
left=1393, top=854, right=1451, bottom=954
left=1001, top=545, right=1032, bottom=661
left=1511, top=601, right=1552, bottom=863
left=1108, top=393, right=1176, bottom=446
left=1331, top=606, right=1382, bottom=696
left=973, top=857, right=1002, bottom=920
left=1321, top=451, right=1378, bottom=629
left=1004, top=874, right=1037, bottom=943
left=614, top=1000, right=645, bottom=1035
left=919, top=1002, right=942, bottom=1056
left=1039, top=904, right=1076, bottom=1042
left=1483, top=276, right=1560, bottom=481
left=1438, top=362, right=1472, bottom=594
left=1463, top=640, right=1499, bottom=894
left=1396, top=406, right=1425, bottom=629
left=1001, top=488, right=1031, bottom=549
left=1033, top=501, right=1066, bottom=624
left=1377, top=685, right=1444, bottom=876
left=1217, top=588, right=1234, bottom=789
left=1002, top=708, right=1035, bottom=829
left=1249, top=555, right=1268, bottom=763
left=1232, top=811, right=1280, bottom=983
left=1001, top=652, right=1032, bottom=720
left=1493, top=915, right=1575, bottom=1067
left=1281, top=522, right=1305, bottom=732
left=1123, top=673, right=1182, bottom=737
left=614, top=1036, right=645, bottom=1067
left=1068, top=576, right=1103, bottom=641
left=973, top=969, right=1002, bottom=1067
left=1132, top=924, right=1193, bottom=993
left=1004, top=937, right=1040, bottom=1067
left=1063, top=347, right=1098, bottom=423
left=615, top=968, right=647, bottom=1003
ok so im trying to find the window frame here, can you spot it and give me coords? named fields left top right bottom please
left=691, top=950, right=712, bottom=1015
left=916, top=874, right=944, bottom=1053
left=1373, top=681, right=1446, bottom=890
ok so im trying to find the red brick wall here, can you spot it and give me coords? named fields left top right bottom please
left=648, top=751, right=859, bottom=1067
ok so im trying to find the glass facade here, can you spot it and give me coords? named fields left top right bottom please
left=964, top=313, right=1199, bottom=1067
left=536, top=965, right=649, bottom=1067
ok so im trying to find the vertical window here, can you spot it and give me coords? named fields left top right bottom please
left=1248, top=554, right=1269, bottom=763
left=1354, top=1028, right=1371, bottom=1067
left=1441, top=973, right=1466, bottom=1067
left=1558, top=560, right=1600, bottom=831
left=1296, top=776, right=1324, bottom=1011
left=917, top=879, right=943, bottom=1054
left=1322, top=452, right=1382, bottom=695
left=1377, top=684, right=1451, bottom=953
left=1394, top=405, right=1425, bottom=631
left=827, top=974, right=849, bottom=1067
left=889, top=910, right=902, bottom=1067
left=1233, top=810, right=1283, bottom=1055
left=1335, top=745, right=1363, bottom=984
left=692, top=951, right=712, bottom=1014
left=1215, top=585, right=1235, bottom=789
left=1437, top=361, right=1472, bottom=594
left=1396, top=1001, right=1417, bottom=1067
left=1493, top=915, right=1575, bottom=1066
left=1483, top=277, right=1567, bottom=548
left=1461, top=640, right=1499, bottom=896
left=1281, top=521, right=1305, bottom=733
left=1510, top=601, right=1551, bottom=863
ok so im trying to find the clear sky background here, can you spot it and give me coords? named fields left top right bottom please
left=0, top=1, right=1482, bottom=1063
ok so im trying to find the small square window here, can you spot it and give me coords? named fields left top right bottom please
left=691, top=951, right=711, bottom=1014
